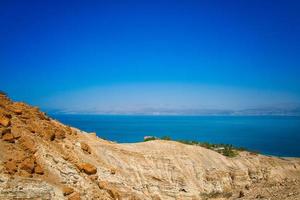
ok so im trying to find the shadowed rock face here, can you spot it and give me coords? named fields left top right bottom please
left=0, top=93, right=300, bottom=200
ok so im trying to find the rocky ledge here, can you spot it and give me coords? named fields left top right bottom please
left=0, top=93, right=300, bottom=200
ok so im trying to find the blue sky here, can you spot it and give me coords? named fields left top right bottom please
left=1, top=0, right=300, bottom=114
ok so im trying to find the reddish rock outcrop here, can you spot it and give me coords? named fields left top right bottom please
left=80, top=142, right=91, bottom=154
left=12, top=109, right=22, bottom=115
left=63, top=186, right=74, bottom=196
left=18, top=136, right=36, bottom=153
left=78, top=163, right=97, bottom=175
left=4, top=160, right=18, bottom=174
left=0, top=115, right=10, bottom=127
left=11, top=126, right=27, bottom=139
left=55, top=131, right=65, bottom=140
left=2, top=132, right=15, bottom=142
left=0, top=128, right=10, bottom=137
left=20, top=157, right=35, bottom=174
left=68, top=192, right=81, bottom=200
left=34, top=163, right=44, bottom=175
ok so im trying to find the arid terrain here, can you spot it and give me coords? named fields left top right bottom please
left=0, top=93, right=300, bottom=200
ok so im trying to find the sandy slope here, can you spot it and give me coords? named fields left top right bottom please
left=0, top=93, right=299, bottom=199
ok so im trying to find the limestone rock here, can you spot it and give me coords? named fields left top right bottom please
left=98, top=180, right=109, bottom=190
left=55, top=129, right=66, bottom=140
left=18, top=169, right=32, bottom=177
left=68, top=192, right=81, bottom=200
left=11, top=126, right=28, bottom=139
left=98, top=181, right=121, bottom=199
left=2, top=132, right=15, bottom=142
left=239, top=190, right=245, bottom=198
left=20, top=157, right=35, bottom=174
left=0, top=115, right=10, bottom=127
left=78, top=163, right=97, bottom=175
left=34, top=163, right=44, bottom=175
left=18, top=136, right=36, bottom=153
left=12, top=109, right=22, bottom=115
left=47, top=131, right=56, bottom=141
left=80, top=142, right=91, bottom=154
left=63, top=186, right=74, bottom=196
left=5, top=160, right=18, bottom=174
left=0, top=127, right=10, bottom=137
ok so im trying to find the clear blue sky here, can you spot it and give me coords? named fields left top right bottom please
left=1, top=0, right=300, bottom=114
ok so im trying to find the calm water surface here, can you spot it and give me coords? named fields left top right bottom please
left=51, top=115, right=300, bottom=157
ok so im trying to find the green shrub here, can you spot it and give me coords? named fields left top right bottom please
left=161, top=136, right=171, bottom=140
left=221, top=146, right=238, bottom=157
left=144, top=136, right=157, bottom=142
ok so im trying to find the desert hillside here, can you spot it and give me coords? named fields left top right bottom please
left=0, top=93, right=300, bottom=200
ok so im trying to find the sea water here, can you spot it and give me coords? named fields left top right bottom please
left=52, top=115, right=300, bottom=157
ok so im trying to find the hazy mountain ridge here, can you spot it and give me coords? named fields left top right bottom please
left=47, top=106, right=300, bottom=116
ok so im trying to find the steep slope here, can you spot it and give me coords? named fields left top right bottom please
left=0, top=93, right=299, bottom=200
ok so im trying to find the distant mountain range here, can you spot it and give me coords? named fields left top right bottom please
left=47, top=106, right=300, bottom=116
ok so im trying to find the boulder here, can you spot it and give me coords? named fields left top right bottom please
left=18, top=169, right=32, bottom=177
left=0, top=128, right=10, bottom=137
left=11, top=126, right=26, bottom=139
left=98, top=181, right=109, bottom=190
left=239, top=190, right=245, bottom=198
left=12, top=151, right=27, bottom=163
left=20, top=157, right=35, bottom=173
left=5, top=160, right=18, bottom=174
left=34, top=163, right=44, bottom=175
left=98, top=181, right=121, bottom=199
left=12, top=109, right=22, bottom=115
left=63, top=186, right=74, bottom=196
left=2, top=132, right=15, bottom=142
left=19, top=136, right=36, bottom=153
left=80, top=142, right=91, bottom=154
left=110, top=168, right=116, bottom=175
left=47, top=131, right=56, bottom=141
left=78, top=163, right=97, bottom=175
left=0, top=115, right=10, bottom=127
left=55, top=129, right=66, bottom=140
left=68, top=192, right=81, bottom=200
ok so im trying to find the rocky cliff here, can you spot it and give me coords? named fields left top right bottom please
left=0, top=93, right=300, bottom=200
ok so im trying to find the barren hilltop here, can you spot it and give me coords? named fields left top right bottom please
left=0, top=93, right=300, bottom=200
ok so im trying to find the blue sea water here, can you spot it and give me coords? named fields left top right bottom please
left=51, top=115, right=300, bottom=157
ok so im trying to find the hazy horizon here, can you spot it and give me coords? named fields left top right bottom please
left=41, top=83, right=300, bottom=116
